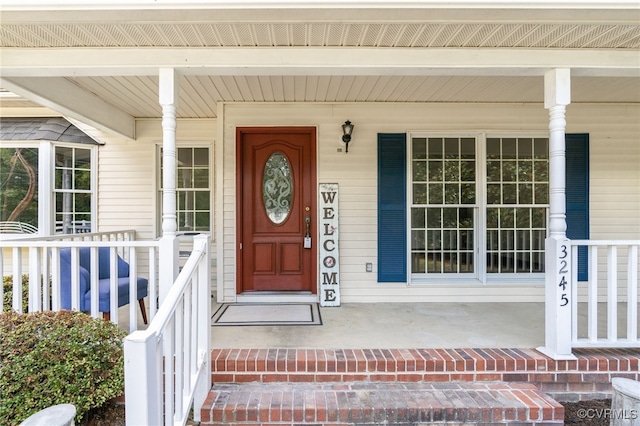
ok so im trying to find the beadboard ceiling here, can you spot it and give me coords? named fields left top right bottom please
left=1, top=5, right=639, bottom=122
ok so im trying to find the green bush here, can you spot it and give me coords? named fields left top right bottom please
left=0, top=310, right=128, bottom=425
left=2, top=275, right=29, bottom=313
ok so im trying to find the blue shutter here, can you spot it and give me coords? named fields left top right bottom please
left=378, top=133, right=407, bottom=282
left=566, top=134, right=590, bottom=281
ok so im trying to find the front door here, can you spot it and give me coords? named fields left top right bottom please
left=237, top=127, right=317, bottom=293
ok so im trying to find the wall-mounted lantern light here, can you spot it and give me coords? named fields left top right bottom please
left=341, top=120, right=354, bottom=153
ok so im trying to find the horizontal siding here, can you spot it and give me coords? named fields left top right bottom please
left=222, top=102, right=640, bottom=303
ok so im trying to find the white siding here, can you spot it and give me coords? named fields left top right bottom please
left=221, top=102, right=640, bottom=303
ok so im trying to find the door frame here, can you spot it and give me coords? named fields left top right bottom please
left=235, top=126, right=318, bottom=295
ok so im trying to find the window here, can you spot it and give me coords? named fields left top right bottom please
left=485, top=137, right=548, bottom=274
left=158, top=146, right=211, bottom=234
left=408, top=133, right=549, bottom=282
left=411, top=137, right=476, bottom=274
left=0, top=145, right=39, bottom=230
left=54, top=145, right=94, bottom=234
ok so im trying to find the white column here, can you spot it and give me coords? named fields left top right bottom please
left=538, top=68, right=576, bottom=360
left=158, top=68, right=180, bottom=303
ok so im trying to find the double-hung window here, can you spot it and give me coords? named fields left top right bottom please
left=157, top=146, right=211, bottom=235
left=54, top=145, right=94, bottom=234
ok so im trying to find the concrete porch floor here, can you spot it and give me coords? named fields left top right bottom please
left=208, top=301, right=546, bottom=349
left=118, top=298, right=635, bottom=349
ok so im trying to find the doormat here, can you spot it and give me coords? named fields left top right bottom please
left=212, top=303, right=322, bottom=326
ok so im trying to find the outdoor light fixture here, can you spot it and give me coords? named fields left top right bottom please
left=341, top=120, right=354, bottom=153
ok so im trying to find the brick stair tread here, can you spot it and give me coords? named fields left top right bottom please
left=201, top=381, right=564, bottom=425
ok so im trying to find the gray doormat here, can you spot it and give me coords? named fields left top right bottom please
left=212, top=303, right=322, bottom=326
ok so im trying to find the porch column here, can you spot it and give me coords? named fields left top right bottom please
left=158, top=68, right=180, bottom=303
left=538, top=68, right=576, bottom=360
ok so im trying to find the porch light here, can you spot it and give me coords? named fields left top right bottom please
left=341, top=120, right=354, bottom=153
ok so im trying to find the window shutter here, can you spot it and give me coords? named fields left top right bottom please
left=566, top=134, right=590, bottom=281
left=378, top=133, right=407, bottom=282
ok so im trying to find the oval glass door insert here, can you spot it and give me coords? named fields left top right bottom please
left=263, top=152, right=293, bottom=224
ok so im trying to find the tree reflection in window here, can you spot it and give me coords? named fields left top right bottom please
left=263, top=152, right=293, bottom=224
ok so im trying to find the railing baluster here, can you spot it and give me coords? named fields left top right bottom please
left=109, top=247, right=118, bottom=324
left=175, top=300, right=184, bottom=422
left=50, top=248, right=61, bottom=311
left=129, top=247, right=138, bottom=333
left=163, top=322, right=174, bottom=426
left=627, top=245, right=638, bottom=342
left=70, top=247, right=80, bottom=312
left=588, top=245, right=598, bottom=343
left=607, top=246, right=618, bottom=342
left=571, top=244, right=579, bottom=343
left=12, top=248, right=23, bottom=313
left=42, top=249, right=50, bottom=311
left=149, top=246, right=158, bottom=321
left=90, top=246, right=100, bottom=319
left=28, top=247, right=41, bottom=312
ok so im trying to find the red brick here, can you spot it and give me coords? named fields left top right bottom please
left=450, top=373, right=475, bottom=381
left=424, top=373, right=450, bottom=382
left=475, top=373, right=502, bottom=381
left=266, top=348, right=277, bottom=371
left=390, top=349, right=407, bottom=371
left=341, top=374, right=369, bottom=382
left=305, top=349, right=317, bottom=372
left=235, top=374, right=261, bottom=383
left=353, top=349, right=368, bottom=372
left=211, top=373, right=234, bottom=383
left=580, top=372, right=610, bottom=383
left=314, top=373, right=343, bottom=382
left=269, top=390, right=282, bottom=422
left=316, top=349, right=327, bottom=372
left=255, top=349, right=268, bottom=372
left=288, top=373, right=315, bottom=382
left=396, top=373, right=423, bottom=382
left=502, top=373, right=529, bottom=382
left=567, top=382, right=596, bottom=392
left=262, top=373, right=288, bottom=382
left=343, top=349, right=357, bottom=372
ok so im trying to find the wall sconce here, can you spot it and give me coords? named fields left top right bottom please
left=341, top=120, right=354, bottom=153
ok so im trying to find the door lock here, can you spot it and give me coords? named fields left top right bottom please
left=304, top=216, right=311, bottom=248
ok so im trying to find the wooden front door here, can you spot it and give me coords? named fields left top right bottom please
left=237, top=127, right=317, bottom=293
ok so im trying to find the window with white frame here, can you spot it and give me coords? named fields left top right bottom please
left=54, top=145, right=94, bottom=234
left=158, top=146, right=211, bottom=234
left=409, top=134, right=549, bottom=281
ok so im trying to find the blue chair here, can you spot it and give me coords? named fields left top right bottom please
left=59, top=247, right=148, bottom=324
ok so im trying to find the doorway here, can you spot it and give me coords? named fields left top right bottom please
left=236, top=127, right=317, bottom=294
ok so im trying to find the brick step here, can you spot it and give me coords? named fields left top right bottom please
left=211, top=348, right=640, bottom=401
left=200, top=381, right=564, bottom=425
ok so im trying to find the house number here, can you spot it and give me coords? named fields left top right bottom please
left=558, top=244, right=569, bottom=307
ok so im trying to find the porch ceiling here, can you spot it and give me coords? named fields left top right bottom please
left=0, top=2, right=639, bottom=137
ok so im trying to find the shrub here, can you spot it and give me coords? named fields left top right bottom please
left=0, top=310, right=128, bottom=425
left=2, top=275, right=29, bottom=313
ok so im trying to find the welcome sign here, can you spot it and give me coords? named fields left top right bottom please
left=319, top=183, right=340, bottom=307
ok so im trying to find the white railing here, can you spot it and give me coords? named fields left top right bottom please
left=0, top=230, right=160, bottom=332
left=123, top=234, right=211, bottom=426
left=570, top=240, right=640, bottom=348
